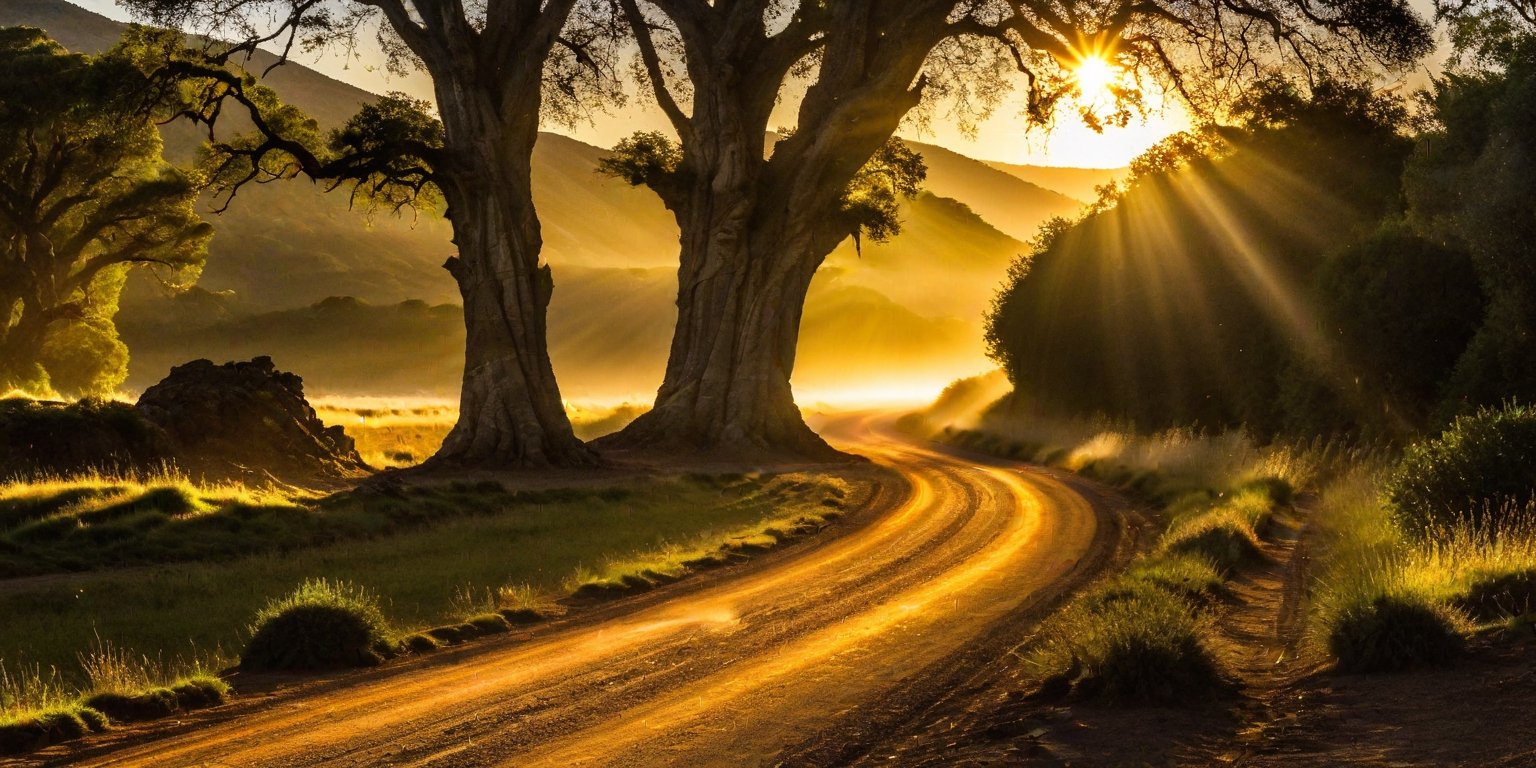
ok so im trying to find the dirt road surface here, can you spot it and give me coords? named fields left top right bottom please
left=23, top=414, right=1122, bottom=768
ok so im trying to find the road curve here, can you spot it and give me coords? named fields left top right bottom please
left=35, top=414, right=1115, bottom=768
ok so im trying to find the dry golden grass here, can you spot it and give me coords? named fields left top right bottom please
left=312, top=397, right=650, bottom=468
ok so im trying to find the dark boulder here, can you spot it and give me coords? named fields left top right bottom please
left=136, top=356, right=368, bottom=481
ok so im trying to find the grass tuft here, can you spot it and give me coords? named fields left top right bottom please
left=242, top=579, right=392, bottom=671
left=1027, top=581, right=1225, bottom=703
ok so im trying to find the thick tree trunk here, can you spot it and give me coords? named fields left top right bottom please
left=604, top=186, right=846, bottom=461
left=423, top=87, right=595, bottom=470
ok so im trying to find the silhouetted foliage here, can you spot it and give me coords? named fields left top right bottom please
left=242, top=579, right=392, bottom=671
left=986, top=79, right=1415, bottom=438
left=1328, top=594, right=1465, bottom=672
left=1316, top=222, right=1485, bottom=427
left=1406, top=26, right=1536, bottom=413
left=1386, top=403, right=1536, bottom=537
left=0, top=27, right=209, bottom=396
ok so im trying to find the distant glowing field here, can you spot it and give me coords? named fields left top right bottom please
left=312, top=398, right=652, bottom=468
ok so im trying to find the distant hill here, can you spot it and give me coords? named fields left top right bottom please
left=903, top=142, right=1082, bottom=242
left=984, top=162, right=1126, bottom=204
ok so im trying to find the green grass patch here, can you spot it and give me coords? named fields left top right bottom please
left=1309, top=464, right=1536, bottom=671
left=0, top=473, right=674, bottom=578
left=242, top=579, right=393, bottom=671
left=1025, top=579, right=1226, bottom=702
left=0, top=472, right=852, bottom=694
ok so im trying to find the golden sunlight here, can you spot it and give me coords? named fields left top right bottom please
left=1072, top=54, right=1121, bottom=101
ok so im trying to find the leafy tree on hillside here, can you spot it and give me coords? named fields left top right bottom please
left=0, top=27, right=209, bottom=397
left=126, top=0, right=1432, bottom=462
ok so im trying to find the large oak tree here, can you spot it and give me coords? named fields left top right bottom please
left=600, top=0, right=1433, bottom=459
left=123, top=0, right=622, bottom=468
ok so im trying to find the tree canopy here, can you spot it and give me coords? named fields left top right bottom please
left=0, top=26, right=210, bottom=397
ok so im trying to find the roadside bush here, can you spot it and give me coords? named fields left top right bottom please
left=1386, top=404, right=1536, bottom=538
left=242, top=579, right=392, bottom=671
left=1029, top=582, right=1225, bottom=702
left=1161, top=511, right=1263, bottom=575
left=1328, top=594, right=1464, bottom=672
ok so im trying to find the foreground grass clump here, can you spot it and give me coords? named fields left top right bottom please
left=243, top=579, right=392, bottom=671
left=1386, top=403, right=1536, bottom=538
left=1310, top=464, right=1536, bottom=672
left=1, top=641, right=229, bottom=755
left=1028, top=581, right=1225, bottom=702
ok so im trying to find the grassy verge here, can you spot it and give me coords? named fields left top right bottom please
left=1, top=639, right=229, bottom=754
left=1307, top=465, right=1536, bottom=672
left=912, top=403, right=1321, bottom=701
left=0, top=470, right=855, bottom=744
left=1021, top=476, right=1290, bottom=702
left=923, top=380, right=1536, bottom=683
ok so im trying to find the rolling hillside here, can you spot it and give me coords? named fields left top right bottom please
left=984, top=162, right=1126, bottom=204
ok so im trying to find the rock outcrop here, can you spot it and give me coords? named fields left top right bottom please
left=136, top=356, right=367, bottom=481
left=0, top=357, right=367, bottom=483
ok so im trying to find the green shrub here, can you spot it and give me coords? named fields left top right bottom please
left=242, top=579, right=392, bottom=671
left=401, top=633, right=440, bottom=653
left=1161, top=513, right=1263, bottom=575
left=1387, top=404, right=1536, bottom=537
left=1455, top=569, right=1536, bottom=621
left=1029, top=582, right=1224, bottom=702
left=1328, top=595, right=1465, bottom=672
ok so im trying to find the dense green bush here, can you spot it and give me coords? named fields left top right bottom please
left=1386, top=404, right=1536, bottom=537
left=1328, top=595, right=1464, bottom=672
left=242, top=579, right=393, bottom=671
left=1031, top=581, right=1226, bottom=702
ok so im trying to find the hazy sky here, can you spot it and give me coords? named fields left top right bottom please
left=99, top=0, right=1493, bottom=169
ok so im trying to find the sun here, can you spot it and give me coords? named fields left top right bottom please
left=1072, top=55, right=1120, bottom=101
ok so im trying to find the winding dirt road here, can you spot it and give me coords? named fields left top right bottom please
left=29, top=415, right=1121, bottom=768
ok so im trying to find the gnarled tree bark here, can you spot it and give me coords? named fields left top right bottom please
left=429, top=83, right=592, bottom=467
left=603, top=1, right=942, bottom=461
